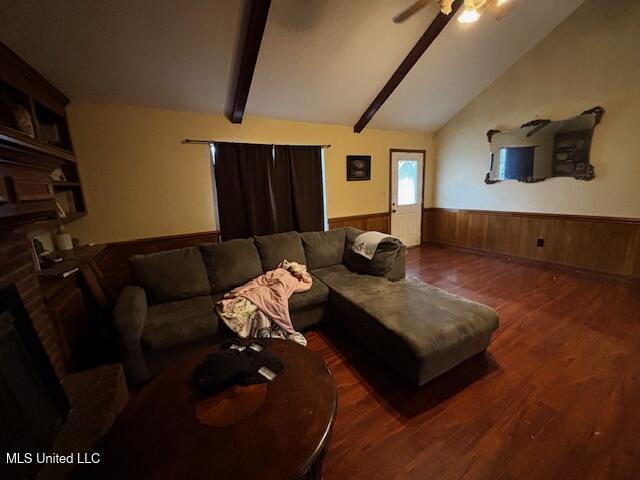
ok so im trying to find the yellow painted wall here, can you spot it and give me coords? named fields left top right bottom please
left=434, top=0, right=640, bottom=218
left=66, top=103, right=433, bottom=243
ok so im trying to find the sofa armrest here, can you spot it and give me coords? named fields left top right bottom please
left=344, top=226, right=406, bottom=281
left=385, top=245, right=406, bottom=282
left=113, top=286, right=150, bottom=385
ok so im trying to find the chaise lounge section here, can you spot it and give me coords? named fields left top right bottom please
left=114, top=228, right=498, bottom=386
left=313, top=264, right=497, bottom=385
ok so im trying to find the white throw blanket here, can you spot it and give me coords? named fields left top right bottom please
left=352, top=231, right=400, bottom=260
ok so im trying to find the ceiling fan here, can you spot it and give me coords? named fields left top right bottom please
left=393, top=0, right=515, bottom=24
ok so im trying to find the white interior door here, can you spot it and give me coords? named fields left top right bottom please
left=391, top=150, right=424, bottom=247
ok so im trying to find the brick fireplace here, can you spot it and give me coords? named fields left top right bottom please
left=0, top=230, right=65, bottom=378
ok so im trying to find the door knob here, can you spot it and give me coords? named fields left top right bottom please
left=392, top=209, right=397, bottom=213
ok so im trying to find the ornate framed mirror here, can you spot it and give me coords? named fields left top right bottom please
left=485, top=107, right=604, bottom=184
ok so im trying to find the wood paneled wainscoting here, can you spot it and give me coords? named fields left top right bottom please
left=422, top=208, right=640, bottom=279
left=328, top=212, right=390, bottom=233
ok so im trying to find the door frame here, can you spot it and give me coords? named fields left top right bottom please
left=389, top=148, right=426, bottom=245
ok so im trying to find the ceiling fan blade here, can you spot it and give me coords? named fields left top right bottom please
left=393, top=0, right=431, bottom=23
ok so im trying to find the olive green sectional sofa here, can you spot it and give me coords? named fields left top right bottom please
left=114, top=228, right=498, bottom=386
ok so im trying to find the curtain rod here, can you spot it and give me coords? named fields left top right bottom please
left=182, top=139, right=331, bottom=148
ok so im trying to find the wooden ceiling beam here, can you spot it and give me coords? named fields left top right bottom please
left=353, top=0, right=463, bottom=133
left=228, top=0, right=271, bottom=124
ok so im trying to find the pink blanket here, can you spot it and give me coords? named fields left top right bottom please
left=216, top=260, right=312, bottom=338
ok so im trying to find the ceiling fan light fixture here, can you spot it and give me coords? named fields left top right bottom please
left=457, top=7, right=481, bottom=23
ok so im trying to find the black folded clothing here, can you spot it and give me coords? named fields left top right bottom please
left=192, top=339, right=285, bottom=394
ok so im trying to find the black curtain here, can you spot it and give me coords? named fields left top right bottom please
left=275, top=145, right=324, bottom=233
left=214, top=143, right=323, bottom=239
left=214, top=142, right=276, bottom=239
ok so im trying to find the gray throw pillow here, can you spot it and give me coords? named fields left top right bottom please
left=199, top=239, right=263, bottom=293
left=254, top=231, right=307, bottom=271
left=129, top=247, right=210, bottom=304
left=343, top=227, right=404, bottom=276
left=301, top=229, right=346, bottom=270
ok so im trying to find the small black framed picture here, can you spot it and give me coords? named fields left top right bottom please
left=346, top=155, right=371, bottom=181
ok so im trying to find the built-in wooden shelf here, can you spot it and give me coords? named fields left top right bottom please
left=1, top=40, right=86, bottom=228
left=61, top=212, right=86, bottom=224
left=0, top=124, right=76, bottom=163
left=53, top=181, right=81, bottom=188
left=38, top=244, right=105, bottom=280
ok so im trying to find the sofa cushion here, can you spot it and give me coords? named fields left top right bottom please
left=211, top=292, right=225, bottom=303
left=343, top=227, right=405, bottom=277
left=200, top=239, right=263, bottom=293
left=312, top=263, right=352, bottom=282
left=142, top=296, right=217, bottom=352
left=313, top=264, right=499, bottom=385
left=291, top=303, right=327, bottom=332
left=129, top=247, right=210, bottom=304
left=301, top=229, right=346, bottom=269
left=254, top=231, right=307, bottom=271
left=289, top=274, right=329, bottom=311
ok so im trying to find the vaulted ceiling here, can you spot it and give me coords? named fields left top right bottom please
left=0, top=0, right=585, bottom=131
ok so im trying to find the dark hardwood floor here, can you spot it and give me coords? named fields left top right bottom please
left=306, top=244, right=640, bottom=480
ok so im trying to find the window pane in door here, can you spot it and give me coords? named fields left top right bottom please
left=397, top=160, right=418, bottom=205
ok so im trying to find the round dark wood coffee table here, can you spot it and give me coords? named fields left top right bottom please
left=96, top=340, right=337, bottom=480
